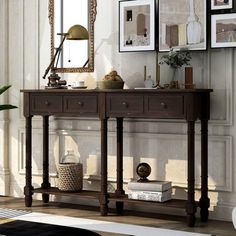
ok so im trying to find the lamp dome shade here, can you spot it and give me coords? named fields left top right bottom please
left=66, top=24, right=89, bottom=40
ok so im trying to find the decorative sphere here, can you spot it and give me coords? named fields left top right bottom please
left=136, top=162, right=151, bottom=182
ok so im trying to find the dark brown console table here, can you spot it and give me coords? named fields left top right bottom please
left=21, top=89, right=213, bottom=227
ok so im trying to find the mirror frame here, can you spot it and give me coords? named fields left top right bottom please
left=48, top=0, right=97, bottom=73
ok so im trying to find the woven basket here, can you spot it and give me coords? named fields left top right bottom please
left=98, top=80, right=124, bottom=89
left=58, top=163, right=83, bottom=192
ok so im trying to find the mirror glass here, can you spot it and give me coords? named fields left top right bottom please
left=49, top=0, right=97, bottom=73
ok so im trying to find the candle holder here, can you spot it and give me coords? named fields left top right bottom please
left=185, top=67, right=194, bottom=89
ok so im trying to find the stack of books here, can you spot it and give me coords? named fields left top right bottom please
left=127, top=180, right=172, bottom=202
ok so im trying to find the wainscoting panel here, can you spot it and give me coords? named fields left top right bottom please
left=23, top=0, right=39, bottom=89
left=19, top=127, right=231, bottom=193
left=0, top=0, right=10, bottom=195
left=208, top=49, right=233, bottom=125
left=18, top=129, right=59, bottom=176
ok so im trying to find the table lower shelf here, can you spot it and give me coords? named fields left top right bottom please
left=33, top=187, right=99, bottom=199
left=108, top=194, right=189, bottom=209
left=33, top=187, right=194, bottom=210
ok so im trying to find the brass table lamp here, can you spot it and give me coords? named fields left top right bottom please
left=43, top=24, right=89, bottom=89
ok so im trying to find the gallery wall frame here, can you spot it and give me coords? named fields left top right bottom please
left=158, top=0, right=207, bottom=52
left=119, top=0, right=156, bottom=52
left=211, top=13, right=236, bottom=48
left=211, top=0, right=233, bottom=10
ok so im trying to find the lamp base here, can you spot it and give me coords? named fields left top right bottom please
left=45, top=71, right=67, bottom=89
left=45, top=85, right=67, bottom=89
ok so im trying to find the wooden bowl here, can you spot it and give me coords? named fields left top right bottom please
left=98, top=80, right=124, bottom=89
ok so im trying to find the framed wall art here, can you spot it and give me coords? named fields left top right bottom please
left=211, top=13, right=236, bottom=48
left=158, top=0, right=207, bottom=52
left=119, top=0, right=155, bottom=52
left=211, top=0, right=233, bottom=10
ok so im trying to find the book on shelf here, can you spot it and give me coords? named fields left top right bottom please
left=128, top=180, right=172, bottom=192
left=128, top=189, right=172, bottom=202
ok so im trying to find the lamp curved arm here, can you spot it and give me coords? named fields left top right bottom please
left=83, top=59, right=89, bottom=68
left=42, top=34, right=67, bottom=79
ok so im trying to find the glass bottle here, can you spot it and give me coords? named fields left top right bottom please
left=58, top=150, right=83, bottom=191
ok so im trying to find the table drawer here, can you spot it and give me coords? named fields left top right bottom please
left=64, top=95, right=98, bottom=114
left=107, top=95, right=144, bottom=116
left=31, top=95, right=63, bottom=113
left=146, top=95, right=184, bottom=118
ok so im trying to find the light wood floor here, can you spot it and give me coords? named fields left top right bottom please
left=0, top=196, right=235, bottom=236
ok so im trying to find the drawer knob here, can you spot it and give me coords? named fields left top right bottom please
left=45, top=101, right=50, bottom=106
left=78, top=101, right=84, bottom=106
left=122, top=102, right=128, bottom=108
left=160, top=102, right=167, bottom=108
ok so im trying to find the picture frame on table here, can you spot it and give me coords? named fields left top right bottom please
left=211, top=0, right=233, bottom=10
left=119, top=0, right=155, bottom=52
left=211, top=13, right=236, bottom=48
left=158, top=0, right=207, bottom=52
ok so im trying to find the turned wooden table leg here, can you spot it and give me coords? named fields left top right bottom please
left=115, top=118, right=125, bottom=215
left=24, top=116, right=34, bottom=207
left=41, top=116, right=51, bottom=203
left=199, top=119, right=210, bottom=222
left=186, top=120, right=197, bottom=227
left=100, top=118, right=109, bottom=216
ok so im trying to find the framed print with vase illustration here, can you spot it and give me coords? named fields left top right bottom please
left=158, top=0, right=207, bottom=52
left=211, top=13, right=236, bottom=48
left=211, top=0, right=233, bottom=10
left=119, top=0, right=155, bottom=52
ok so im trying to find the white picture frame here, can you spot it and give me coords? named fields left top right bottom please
left=211, top=0, right=233, bottom=10
left=211, top=13, right=236, bottom=48
left=119, top=0, right=155, bottom=52
left=158, top=0, right=207, bottom=52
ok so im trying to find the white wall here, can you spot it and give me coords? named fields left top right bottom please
left=0, top=0, right=235, bottom=221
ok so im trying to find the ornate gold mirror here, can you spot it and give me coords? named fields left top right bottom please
left=48, top=0, right=97, bottom=73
